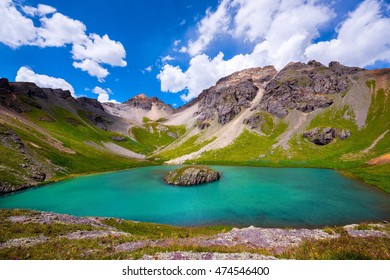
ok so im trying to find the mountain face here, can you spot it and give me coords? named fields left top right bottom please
left=103, top=93, right=173, bottom=123
left=194, top=66, right=277, bottom=127
left=258, top=61, right=362, bottom=118
left=1, top=60, right=389, bottom=194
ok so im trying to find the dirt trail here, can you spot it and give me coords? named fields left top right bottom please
left=363, top=130, right=389, bottom=153
left=273, top=112, right=308, bottom=150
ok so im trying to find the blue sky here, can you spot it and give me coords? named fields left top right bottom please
left=0, top=0, right=389, bottom=106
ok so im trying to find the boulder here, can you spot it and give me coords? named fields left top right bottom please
left=243, top=113, right=264, bottom=129
left=303, top=127, right=351, bottom=145
left=111, top=136, right=127, bottom=142
left=165, top=165, right=220, bottom=186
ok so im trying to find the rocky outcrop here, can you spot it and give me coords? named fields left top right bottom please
left=194, top=67, right=277, bottom=126
left=78, top=97, right=105, bottom=111
left=165, top=165, right=220, bottom=186
left=125, top=94, right=174, bottom=112
left=243, top=113, right=265, bottom=130
left=86, top=113, right=112, bottom=131
left=0, top=125, right=47, bottom=194
left=0, top=79, right=75, bottom=113
left=258, top=60, right=363, bottom=118
left=303, top=127, right=351, bottom=145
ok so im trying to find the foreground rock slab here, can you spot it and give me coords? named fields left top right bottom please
left=142, top=251, right=277, bottom=260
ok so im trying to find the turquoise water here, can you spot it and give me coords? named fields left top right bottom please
left=1, top=166, right=389, bottom=227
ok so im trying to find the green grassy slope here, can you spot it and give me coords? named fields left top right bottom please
left=131, top=121, right=186, bottom=155
left=0, top=103, right=153, bottom=191
left=191, top=79, right=390, bottom=192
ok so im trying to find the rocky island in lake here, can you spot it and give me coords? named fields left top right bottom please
left=165, top=165, right=220, bottom=186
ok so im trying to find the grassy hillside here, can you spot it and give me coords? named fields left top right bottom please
left=0, top=102, right=153, bottom=192
left=187, top=78, right=390, bottom=192
left=130, top=120, right=186, bottom=155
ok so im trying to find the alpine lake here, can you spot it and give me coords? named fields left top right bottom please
left=1, top=166, right=389, bottom=228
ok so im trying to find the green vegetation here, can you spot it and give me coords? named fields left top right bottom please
left=103, top=218, right=231, bottom=240
left=154, top=134, right=216, bottom=161
left=129, top=244, right=272, bottom=260
left=197, top=120, right=288, bottom=165
left=131, top=122, right=185, bottom=155
left=280, top=236, right=390, bottom=260
left=0, top=106, right=153, bottom=190
left=346, top=164, right=390, bottom=193
left=0, top=219, right=97, bottom=243
left=366, top=79, right=376, bottom=89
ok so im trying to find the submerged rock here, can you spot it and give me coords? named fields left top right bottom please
left=165, top=165, right=220, bottom=186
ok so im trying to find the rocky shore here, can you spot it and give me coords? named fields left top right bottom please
left=1, top=210, right=388, bottom=260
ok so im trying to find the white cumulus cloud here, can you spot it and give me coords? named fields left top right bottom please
left=0, top=0, right=127, bottom=81
left=305, top=0, right=390, bottom=67
left=37, top=13, right=87, bottom=47
left=92, top=86, right=119, bottom=104
left=16, top=67, right=75, bottom=96
left=157, top=64, right=189, bottom=94
left=185, top=0, right=231, bottom=56
left=22, top=4, right=56, bottom=16
left=0, top=0, right=38, bottom=48
left=73, top=59, right=109, bottom=82
left=72, top=34, right=127, bottom=67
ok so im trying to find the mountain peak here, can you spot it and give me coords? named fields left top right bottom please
left=134, top=93, right=148, bottom=99
left=122, top=93, right=173, bottom=112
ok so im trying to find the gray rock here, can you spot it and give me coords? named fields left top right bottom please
left=303, top=127, right=351, bottom=145
left=243, top=114, right=264, bottom=129
left=111, top=136, right=127, bottom=142
left=167, top=132, right=178, bottom=139
left=165, top=165, right=220, bottom=186
left=142, top=252, right=277, bottom=260
left=340, top=129, right=351, bottom=140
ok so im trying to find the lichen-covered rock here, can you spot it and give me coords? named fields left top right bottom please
left=165, top=165, right=220, bottom=186
left=303, top=127, right=351, bottom=145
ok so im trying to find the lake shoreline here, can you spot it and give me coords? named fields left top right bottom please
left=0, top=209, right=389, bottom=260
